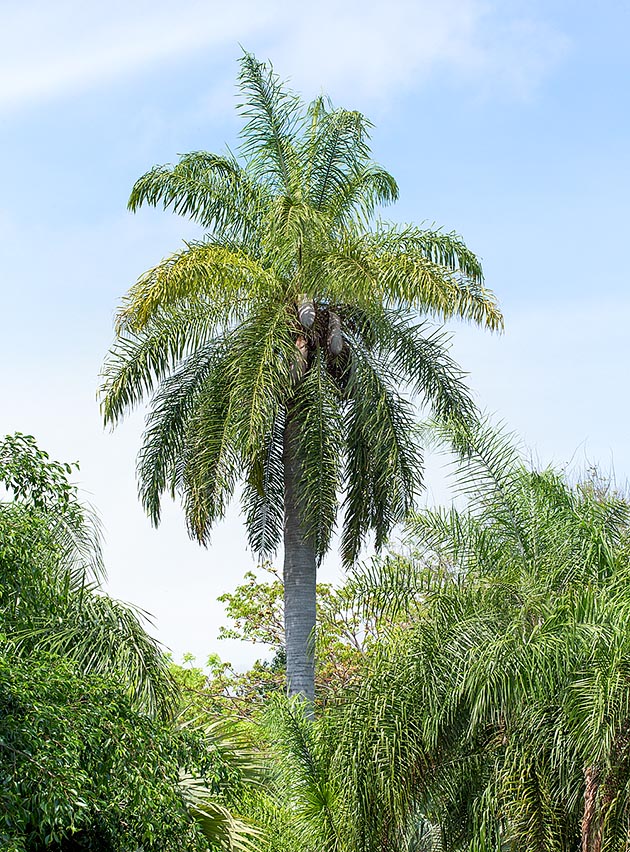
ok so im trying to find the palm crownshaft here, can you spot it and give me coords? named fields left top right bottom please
left=100, top=53, right=502, bottom=701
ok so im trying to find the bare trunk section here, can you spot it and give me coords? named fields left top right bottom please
left=582, top=765, right=600, bottom=852
left=282, top=409, right=316, bottom=703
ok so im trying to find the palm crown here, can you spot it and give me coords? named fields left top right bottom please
left=100, top=53, right=502, bottom=699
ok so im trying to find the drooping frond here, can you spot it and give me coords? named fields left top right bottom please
left=136, top=340, right=227, bottom=525
left=178, top=302, right=296, bottom=544
left=409, top=506, right=505, bottom=575
left=319, top=226, right=502, bottom=331
left=46, top=500, right=106, bottom=588
left=116, top=240, right=276, bottom=332
left=177, top=365, right=240, bottom=545
left=341, top=347, right=422, bottom=565
left=20, top=592, right=176, bottom=718
left=100, top=304, right=220, bottom=425
left=179, top=765, right=261, bottom=852
left=290, top=350, right=344, bottom=561
left=355, top=308, right=477, bottom=423
left=128, top=150, right=269, bottom=244
left=242, top=411, right=285, bottom=558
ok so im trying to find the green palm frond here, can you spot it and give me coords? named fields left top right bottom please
left=178, top=372, right=241, bottom=544
left=223, top=301, right=296, bottom=454
left=238, top=52, right=302, bottom=193
left=100, top=304, right=221, bottom=425
left=129, top=150, right=268, bottom=243
left=264, top=697, right=345, bottom=852
left=136, top=340, right=228, bottom=525
left=317, top=227, right=501, bottom=331
left=116, top=240, right=276, bottom=333
left=341, top=348, right=422, bottom=565
left=369, top=311, right=476, bottom=422
left=242, top=412, right=285, bottom=558
left=18, top=591, right=176, bottom=718
left=306, top=105, right=372, bottom=211
left=180, top=772, right=261, bottom=852
left=291, top=350, right=344, bottom=560
left=428, top=416, right=532, bottom=562
left=46, top=500, right=106, bottom=588
left=328, top=164, right=399, bottom=228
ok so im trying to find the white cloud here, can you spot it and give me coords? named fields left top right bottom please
left=0, top=0, right=270, bottom=109
left=265, top=0, right=569, bottom=103
left=0, top=0, right=569, bottom=111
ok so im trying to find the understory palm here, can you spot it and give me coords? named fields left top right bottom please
left=100, top=53, right=502, bottom=701
left=306, top=421, right=630, bottom=852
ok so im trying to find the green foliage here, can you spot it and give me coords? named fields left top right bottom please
left=306, top=421, right=630, bottom=852
left=173, top=562, right=398, bottom=717
left=0, top=646, right=210, bottom=852
left=100, top=51, right=501, bottom=567
left=0, top=433, right=173, bottom=715
left=0, top=434, right=260, bottom=851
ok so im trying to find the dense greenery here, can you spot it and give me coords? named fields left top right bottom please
left=0, top=649, right=211, bottom=852
left=100, top=52, right=501, bottom=700
left=249, top=422, right=630, bottom=852
left=6, top=425, right=630, bottom=850
left=0, top=434, right=257, bottom=851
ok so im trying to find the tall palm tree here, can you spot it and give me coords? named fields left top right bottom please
left=100, top=53, right=502, bottom=702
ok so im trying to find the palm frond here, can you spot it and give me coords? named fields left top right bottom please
left=329, top=163, right=399, bottom=227
left=136, top=339, right=228, bottom=525
left=100, top=304, right=220, bottom=425
left=237, top=52, right=302, bottom=193
left=341, top=347, right=422, bottom=565
left=180, top=772, right=262, bottom=852
left=116, top=240, right=275, bottom=333
left=129, top=150, right=269, bottom=244
left=242, top=411, right=285, bottom=558
left=307, top=106, right=371, bottom=211
left=19, top=592, right=176, bottom=718
left=291, top=350, right=344, bottom=560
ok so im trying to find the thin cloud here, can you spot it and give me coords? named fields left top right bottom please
left=0, top=0, right=270, bottom=109
left=1, top=0, right=568, bottom=112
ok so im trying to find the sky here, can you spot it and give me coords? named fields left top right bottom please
left=1, top=0, right=629, bottom=668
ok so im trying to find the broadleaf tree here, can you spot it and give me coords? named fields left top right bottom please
left=100, top=52, right=502, bottom=702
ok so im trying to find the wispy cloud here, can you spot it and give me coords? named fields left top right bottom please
left=1, top=0, right=568, bottom=111
left=265, top=0, right=569, bottom=102
left=0, top=0, right=270, bottom=109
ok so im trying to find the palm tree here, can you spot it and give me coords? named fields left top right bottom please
left=320, top=420, right=630, bottom=851
left=99, top=53, right=502, bottom=702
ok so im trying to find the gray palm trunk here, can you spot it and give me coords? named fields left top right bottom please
left=282, top=409, right=316, bottom=702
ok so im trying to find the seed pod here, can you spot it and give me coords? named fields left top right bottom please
left=297, top=295, right=315, bottom=328
left=328, top=312, right=343, bottom=356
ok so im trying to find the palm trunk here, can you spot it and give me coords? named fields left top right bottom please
left=282, top=408, right=316, bottom=703
left=581, top=765, right=599, bottom=852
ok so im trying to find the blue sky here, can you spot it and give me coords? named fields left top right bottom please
left=1, top=0, right=628, bottom=667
